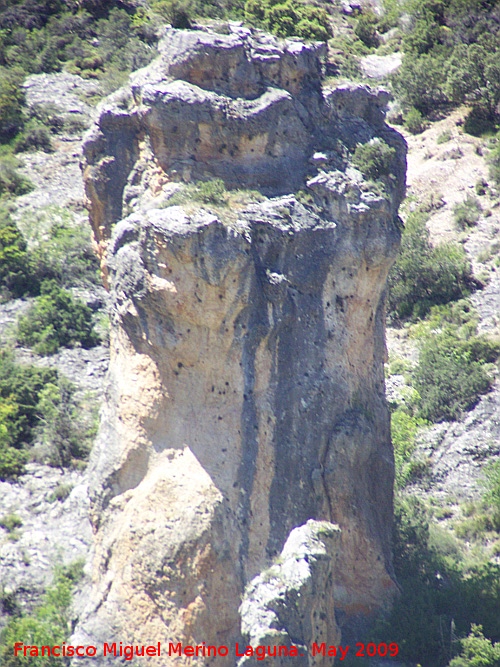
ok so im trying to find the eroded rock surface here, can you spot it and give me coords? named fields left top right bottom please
left=239, top=520, right=341, bottom=667
left=73, top=24, right=406, bottom=664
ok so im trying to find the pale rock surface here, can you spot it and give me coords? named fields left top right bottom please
left=239, top=520, right=341, bottom=667
left=0, top=464, right=91, bottom=630
left=72, top=24, right=406, bottom=664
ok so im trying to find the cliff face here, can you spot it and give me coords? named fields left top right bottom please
left=74, top=24, right=406, bottom=664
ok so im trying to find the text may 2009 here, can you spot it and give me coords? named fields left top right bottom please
left=13, top=640, right=399, bottom=661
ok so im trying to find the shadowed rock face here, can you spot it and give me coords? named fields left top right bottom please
left=74, top=23, right=406, bottom=666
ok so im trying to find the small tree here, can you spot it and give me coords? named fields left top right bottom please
left=17, top=280, right=98, bottom=355
left=449, top=625, right=500, bottom=667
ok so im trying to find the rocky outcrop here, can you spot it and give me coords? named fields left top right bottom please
left=239, top=520, right=341, bottom=667
left=73, top=23, right=406, bottom=664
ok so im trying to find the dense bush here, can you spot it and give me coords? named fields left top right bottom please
left=450, top=625, right=500, bottom=667
left=35, top=378, right=92, bottom=466
left=351, top=138, right=396, bottom=181
left=453, top=196, right=482, bottom=229
left=414, top=326, right=499, bottom=423
left=0, top=350, right=95, bottom=478
left=404, top=107, right=426, bottom=135
left=488, top=143, right=500, bottom=187
left=0, top=66, right=25, bottom=142
left=386, top=0, right=500, bottom=129
left=0, top=350, right=57, bottom=479
left=374, top=497, right=500, bottom=667
left=0, top=561, right=84, bottom=667
left=0, top=5, right=158, bottom=95
left=244, top=0, right=332, bottom=41
left=388, top=210, right=474, bottom=320
left=13, top=120, right=53, bottom=153
left=19, top=206, right=99, bottom=286
left=0, top=154, right=33, bottom=197
left=0, top=206, right=98, bottom=298
left=391, top=408, right=428, bottom=488
left=0, top=210, right=39, bottom=298
left=483, top=461, right=500, bottom=532
left=17, top=280, right=98, bottom=355
left=354, top=10, right=379, bottom=49
left=392, top=52, right=449, bottom=117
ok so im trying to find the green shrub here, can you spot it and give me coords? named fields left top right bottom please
left=437, top=131, right=451, bottom=144
left=0, top=350, right=57, bottom=445
left=0, top=351, right=94, bottom=478
left=351, top=138, right=396, bottom=180
left=483, top=461, right=500, bottom=531
left=392, top=51, right=448, bottom=116
left=244, top=0, right=332, bottom=41
left=463, top=106, right=497, bottom=137
left=0, top=154, right=33, bottom=197
left=454, top=514, right=495, bottom=540
left=18, top=206, right=99, bottom=287
left=47, top=483, right=73, bottom=503
left=0, top=210, right=39, bottom=298
left=391, top=408, right=429, bottom=488
left=354, top=11, right=379, bottom=49
left=388, top=210, right=473, bottom=320
left=13, top=120, right=53, bottom=153
left=168, top=178, right=229, bottom=207
left=0, top=513, right=22, bottom=532
left=0, top=441, right=28, bottom=480
left=0, top=67, right=25, bottom=142
left=414, top=330, right=499, bottom=422
left=373, top=496, right=500, bottom=667
left=450, top=625, right=500, bottom=667
left=35, top=378, right=92, bottom=466
left=404, top=107, right=426, bottom=134
left=195, top=178, right=228, bottom=205
left=453, top=196, right=482, bottom=229
left=0, top=562, right=84, bottom=667
left=488, top=142, right=500, bottom=187
left=153, top=0, right=195, bottom=27
left=17, top=280, right=98, bottom=355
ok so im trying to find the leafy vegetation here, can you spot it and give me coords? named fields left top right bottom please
left=395, top=300, right=500, bottom=424
left=0, top=561, right=84, bottom=667
left=404, top=107, right=426, bottom=134
left=388, top=209, right=474, bottom=320
left=453, top=196, right=482, bottom=230
left=450, top=625, right=500, bottom=667
left=351, top=138, right=396, bottom=181
left=415, top=328, right=498, bottom=422
left=17, top=280, right=98, bottom=355
left=391, top=408, right=429, bottom=488
left=386, top=0, right=500, bottom=132
left=0, top=205, right=99, bottom=299
left=0, top=6, right=158, bottom=89
left=0, top=66, right=25, bottom=142
left=18, top=206, right=99, bottom=287
left=0, top=513, right=22, bottom=533
left=0, top=350, right=57, bottom=479
left=0, top=209, right=37, bottom=298
left=244, top=0, right=332, bottom=41
left=0, top=154, right=33, bottom=197
left=483, top=461, right=500, bottom=532
left=0, top=350, right=95, bottom=479
left=373, top=497, right=500, bottom=667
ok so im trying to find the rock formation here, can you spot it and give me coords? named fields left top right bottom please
left=73, top=23, right=406, bottom=665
